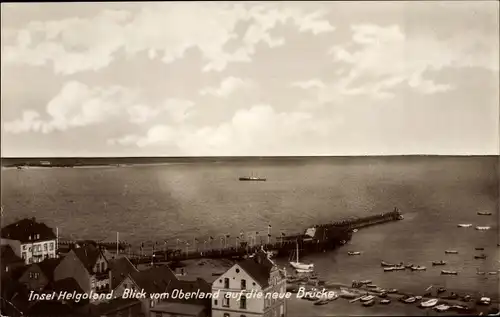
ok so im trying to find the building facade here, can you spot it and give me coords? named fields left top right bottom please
left=211, top=251, right=287, bottom=317
left=1, top=218, right=57, bottom=264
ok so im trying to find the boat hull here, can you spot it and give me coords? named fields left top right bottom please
left=290, top=262, right=314, bottom=270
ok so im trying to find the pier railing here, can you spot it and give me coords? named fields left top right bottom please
left=58, top=208, right=403, bottom=264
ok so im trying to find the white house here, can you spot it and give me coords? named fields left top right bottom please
left=1, top=218, right=57, bottom=264
left=212, top=250, right=287, bottom=317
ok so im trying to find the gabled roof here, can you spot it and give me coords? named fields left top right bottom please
left=50, top=277, right=84, bottom=293
left=36, top=258, right=63, bottom=281
left=1, top=245, right=23, bottom=265
left=1, top=218, right=56, bottom=243
left=237, top=250, right=275, bottom=288
left=72, top=245, right=104, bottom=273
left=129, top=265, right=177, bottom=294
left=109, top=257, right=138, bottom=288
left=90, top=298, right=142, bottom=316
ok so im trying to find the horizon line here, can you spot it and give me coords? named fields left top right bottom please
left=1, top=154, right=499, bottom=159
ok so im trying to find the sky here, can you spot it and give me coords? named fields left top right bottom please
left=1, top=1, right=499, bottom=157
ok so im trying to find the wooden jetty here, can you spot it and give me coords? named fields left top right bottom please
left=58, top=208, right=403, bottom=265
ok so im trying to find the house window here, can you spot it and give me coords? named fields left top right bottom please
left=22, top=252, right=26, bottom=259
left=29, top=247, right=32, bottom=252
left=43, top=243, right=47, bottom=251
left=101, top=262, right=105, bottom=272
left=214, top=299, right=218, bottom=306
left=224, top=278, right=229, bottom=288
left=34, top=273, right=39, bottom=279
left=241, top=279, right=246, bottom=290
left=223, top=294, right=230, bottom=307
left=240, top=295, right=247, bottom=309
left=50, top=242, right=54, bottom=251
left=29, top=258, right=33, bottom=264
left=29, top=235, right=31, bottom=241
left=23, top=245, right=27, bottom=250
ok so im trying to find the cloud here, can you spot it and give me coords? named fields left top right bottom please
left=4, top=81, right=139, bottom=134
left=127, top=99, right=194, bottom=124
left=107, top=104, right=338, bottom=155
left=322, top=24, right=498, bottom=101
left=2, top=3, right=336, bottom=75
left=291, top=79, right=326, bottom=89
left=200, top=77, right=253, bottom=97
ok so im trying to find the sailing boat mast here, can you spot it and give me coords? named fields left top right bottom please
left=296, top=239, right=299, bottom=262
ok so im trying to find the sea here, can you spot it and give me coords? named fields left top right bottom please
left=2, top=156, right=499, bottom=302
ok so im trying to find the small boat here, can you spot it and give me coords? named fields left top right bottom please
left=362, top=299, right=375, bottom=307
left=450, top=305, right=473, bottom=313
left=295, top=268, right=314, bottom=273
left=360, top=295, right=375, bottom=302
left=474, top=254, right=487, bottom=259
left=360, top=280, right=372, bottom=285
left=476, top=226, right=491, bottom=230
left=443, top=292, right=458, bottom=300
left=239, top=176, right=266, bottom=181
left=432, top=260, right=446, bottom=266
left=384, top=267, right=396, bottom=272
left=434, top=304, right=450, bottom=312
left=314, top=298, right=330, bottom=305
left=478, top=297, right=491, bottom=305
left=403, top=297, right=416, bottom=303
left=415, top=296, right=422, bottom=300
left=457, top=223, right=472, bottom=228
left=339, top=289, right=357, bottom=299
left=475, top=247, right=485, bottom=250
left=352, top=229, right=358, bottom=233
left=437, top=287, right=446, bottom=293
left=477, top=211, right=492, bottom=216
left=477, top=271, right=486, bottom=275
left=290, top=240, right=314, bottom=271
left=387, top=289, right=398, bottom=294
left=405, top=263, right=413, bottom=269
left=411, top=265, right=427, bottom=271
left=366, top=284, right=378, bottom=289
left=441, top=270, right=458, bottom=275
left=420, top=298, right=439, bottom=308
left=393, top=265, right=405, bottom=271
left=378, top=292, right=388, bottom=298
left=380, top=299, right=391, bottom=304
left=381, top=261, right=396, bottom=267
left=445, top=250, right=458, bottom=254
left=348, top=251, right=362, bottom=256
left=487, top=271, right=498, bottom=275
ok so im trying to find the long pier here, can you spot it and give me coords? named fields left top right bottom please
left=58, top=208, right=403, bottom=265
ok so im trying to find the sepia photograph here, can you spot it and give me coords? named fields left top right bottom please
left=1, top=1, right=499, bottom=316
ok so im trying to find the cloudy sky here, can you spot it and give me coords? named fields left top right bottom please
left=1, top=1, right=498, bottom=157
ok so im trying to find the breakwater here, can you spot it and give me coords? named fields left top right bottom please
left=59, top=208, right=403, bottom=265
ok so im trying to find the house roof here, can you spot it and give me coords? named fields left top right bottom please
left=50, top=277, right=84, bottom=293
left=237, top=250, right=275, bottom=288
left=1, top=245, right=23, bottom=265
left=1, top=218, right=56, bottom=243
left=72, top=244, right=103, bottom=273
left=150, top=302, right=206, bottom=315
left=90, top=298, right=141, bottom=316
left=109, top=257, right=138, bottom=288
left=129, top=265, right=177, bottom=294
left=36, top=257, right=63, bottom=281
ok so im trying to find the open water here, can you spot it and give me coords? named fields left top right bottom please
left=2, top=156, right=499, bottom=301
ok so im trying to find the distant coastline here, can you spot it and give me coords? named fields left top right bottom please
left=1, top=155, right=498, bottom=168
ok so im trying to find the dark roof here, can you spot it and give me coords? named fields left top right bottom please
left=36, top=257, right=63, bottom=281
left=109, top=257, right=138, bottom=288
left=1, top=245, right=24, bottom=265
left=90, top=298, right=141, bottom=316
left=72, top=245, right=103, bottom=273
left=129, top=265, right=177, bottom=294
left=237, top=250, right=274, bottom=288
left=151, top=302, right=206, bottom=315
left=1, top=218, right=56, bottom=243
left=50, top=277, right=84, bottom=293
left=26, top=301, right=75, bottom=317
